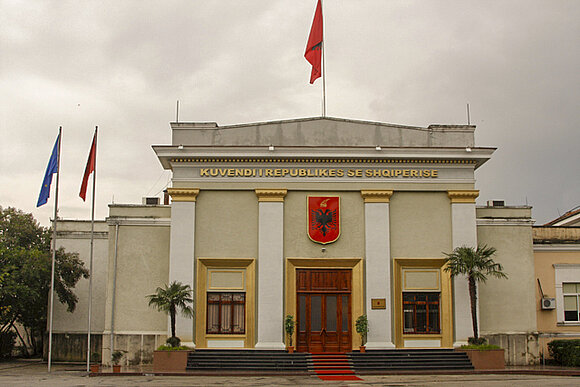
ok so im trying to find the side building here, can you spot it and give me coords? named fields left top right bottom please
left=534, top=207, right=580, bottom=361
left=53, top=117, right=539, bottom=365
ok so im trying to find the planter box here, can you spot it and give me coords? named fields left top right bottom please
left=457, top=348, right=505, bottom=370
left=153, top=350, right=193, bottom=373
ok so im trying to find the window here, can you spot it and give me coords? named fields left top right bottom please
left=207, top=292, right=245, bottom=334
left=554, top=264, right=580, bottom=324
left=563, top=283, right=580, bottom=322
left=403, top=292, right=440, bottom=334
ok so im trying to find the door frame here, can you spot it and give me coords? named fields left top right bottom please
left=285, top=258, right=364, bottom=351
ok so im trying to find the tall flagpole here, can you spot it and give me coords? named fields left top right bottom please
left=47, top=126, right=62, bottom=373
left=321, top=0, right=326, bottom=117
left=86, top=127, right=97, bottom=372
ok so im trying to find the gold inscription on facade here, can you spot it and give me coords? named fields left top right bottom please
left=199, top=168, right=439, bottom=179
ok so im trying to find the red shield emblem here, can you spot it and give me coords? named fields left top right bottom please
left=308, top=196, right=340, bottom=244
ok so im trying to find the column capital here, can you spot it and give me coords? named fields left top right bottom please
left=255, top=189, right=287, bottom=202
left=447, top=190, right=479, bottom=203
left=167, top=188, right=200, bottom=202
left=361, top=190, right=393, bottom=203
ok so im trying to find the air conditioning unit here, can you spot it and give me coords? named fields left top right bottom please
left=487, top=200, right=505, bottom=207
left=541, top=297, right=556, bottom=310
left=142, top=197, right=160, bottom=205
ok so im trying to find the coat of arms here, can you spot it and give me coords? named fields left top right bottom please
left=308, top=196, right=340, bottom=244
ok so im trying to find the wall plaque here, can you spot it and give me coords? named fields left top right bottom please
left=371, top=298, right=386, bottom=309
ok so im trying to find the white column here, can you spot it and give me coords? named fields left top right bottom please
left=361, top=190, right=395, bottom=349
left=448, top=190, right=479, bottom=347
left=255, top=189, right=287, bottom=350
left=167, top=188, right=199, bottom=347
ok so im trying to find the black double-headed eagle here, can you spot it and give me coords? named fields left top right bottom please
left=311, top=207, right=337, bottom=236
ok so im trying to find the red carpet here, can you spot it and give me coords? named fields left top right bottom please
left=310, top=353, right=362, bottom=381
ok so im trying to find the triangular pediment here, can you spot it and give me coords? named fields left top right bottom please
left=170, top=116, right=476, bottom=148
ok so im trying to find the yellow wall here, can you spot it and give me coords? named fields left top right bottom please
left=389, top=192, right=452, bottom=258
left=195, top=190, right=258, bottom=258
left=284, top=191, right=364, bottom=258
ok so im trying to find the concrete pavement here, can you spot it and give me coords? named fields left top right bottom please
left=1, top=359, right=580, bottom=386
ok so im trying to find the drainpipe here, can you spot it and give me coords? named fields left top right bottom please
left=110, top=222, right=119, bottom=365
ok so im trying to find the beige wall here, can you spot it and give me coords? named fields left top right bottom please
left=109, top=205, right=169, bottom=218
left=284, top=191, right=364, bottom=259
left=54, top=220, right=108, bottom=333
left=477, top=224, right=536, bottom=334
left=389, top=191, right=452, bottom=258
left=195, top=190, right=258, bottom=258
left=108, top=224, right=170, bottom=332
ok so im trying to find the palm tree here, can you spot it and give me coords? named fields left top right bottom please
left=147, top=281, right=193, bottom=344
left=444, top=245, right=507, bottom=341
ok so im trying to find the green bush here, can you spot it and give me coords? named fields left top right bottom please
left=0, top=331, right=16, bottom=359
left=548, top=339, right=580, bottom=367
left=468, top=337, right=488, bottom=346
left=166, top=336, right=181, bottom=348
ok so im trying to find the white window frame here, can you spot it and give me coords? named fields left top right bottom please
left=554, top=264, right=580, bottom=324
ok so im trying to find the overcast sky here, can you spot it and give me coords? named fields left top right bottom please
left=1, top=0, right=578, bottom=226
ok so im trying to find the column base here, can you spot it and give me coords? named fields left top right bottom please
left=255, top=342, right=286, bottom=350
left=364, top=341, right=396, bottom=349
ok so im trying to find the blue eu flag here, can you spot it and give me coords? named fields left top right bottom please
left=37, top=133, right=60, bottom=207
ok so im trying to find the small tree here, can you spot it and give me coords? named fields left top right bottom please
left=0, top=206, right=89, bottom=356
left=146, top=281, right=193, bottom=347
left=444, top=245, right=507, bottom=342
left=284, top=315, right=295, bottom=347
left=355, top=315, right=369, bottom=346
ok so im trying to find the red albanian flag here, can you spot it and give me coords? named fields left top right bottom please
left=79, top=130, right=97, bottom=201
left=304, top=0, right=323, bottom=84
left=308, top=196, right=340, bottom=244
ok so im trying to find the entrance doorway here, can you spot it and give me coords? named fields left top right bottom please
left=296, top=269, right=352, bottom=352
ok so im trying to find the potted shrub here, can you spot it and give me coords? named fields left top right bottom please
left=456, top=339, right=505, bottom=369
left=148, top=281, right=194, bottom=372
left=285, top=314, right=296, bottom=353
left=355, top=314, right=369, bottom=353
left=111, top=350, right=126, bottom=373
left=89, top=352, right=101, bottom=373
left=153, top=339, right=194, bottom=372
left=444, top=245, right=507, bottom=344
left=444, top=245, right=507, bottom=369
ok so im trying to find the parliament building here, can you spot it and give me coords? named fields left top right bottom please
left=53, top=117, right=545, bottom=366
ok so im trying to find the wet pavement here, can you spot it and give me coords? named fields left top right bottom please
left=1, top=359, right=580, bottom=386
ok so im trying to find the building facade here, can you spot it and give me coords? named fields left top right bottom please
left=53, top=117, right=540, bottom=365
left=534, top=208, right=580, bottom=360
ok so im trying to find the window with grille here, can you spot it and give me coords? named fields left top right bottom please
left=403, top=292, right=440, bottom=334
left=207, top=292, right=245, bottom=334
left=563, top=283, right=580, bottom=322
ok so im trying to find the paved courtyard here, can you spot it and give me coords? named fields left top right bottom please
left=1, top=360, right=580, bottom=386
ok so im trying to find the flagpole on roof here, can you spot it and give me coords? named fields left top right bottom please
left=305, top=0, right=324, bottom=115
left=321, top=0, right=326, bottom=117
left=85, top=126, right=97, bottom=373
left=47, top=126, right=62, bottom=372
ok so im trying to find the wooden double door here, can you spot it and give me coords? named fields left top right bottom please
left=296, top=269, right=352, bottom=353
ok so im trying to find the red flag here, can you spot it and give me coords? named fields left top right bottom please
left=79, top=130, right=97, bottom=201
left=305, top=0, right=323, bottom=84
